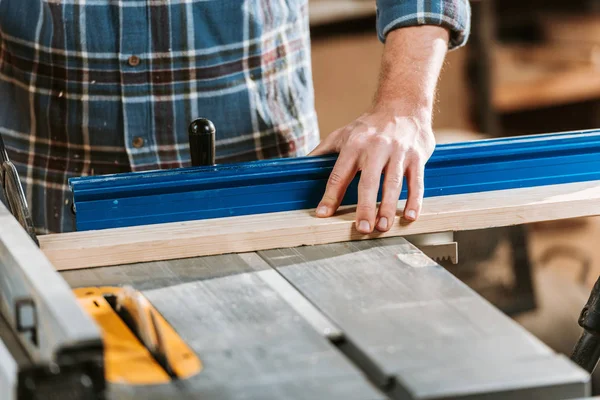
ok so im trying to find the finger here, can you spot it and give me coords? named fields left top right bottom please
left=308, top=129, right=341, bottom=156
left=315, top=149, right=358, bottom=218
left=308, top=139, right=329, bottom=156
left=403, top=161, right=425, bottom=221
left=355, top=151, right=387, bottom=234
left=375, top=157, right=405, bottom=232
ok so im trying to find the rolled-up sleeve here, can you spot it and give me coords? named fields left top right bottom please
left=376, top=0, right=471, bottom=50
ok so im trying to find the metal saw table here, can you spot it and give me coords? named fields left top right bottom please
left=0, top=199, right=591, bottom=399
left=61, top=238, right=590, bottom=400
left=2, top=126, right=600, bottom=399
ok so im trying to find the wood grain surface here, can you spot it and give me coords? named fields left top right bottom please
left=40, top=180, right=600, bottom=271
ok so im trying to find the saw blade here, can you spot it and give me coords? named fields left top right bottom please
left=2, top=161, right=38, bottom=246
left=417, top=242, right=458, bottom=264
left=115, top=285, right=176, bottom=378
left=408, top=232, right=458, bottom=264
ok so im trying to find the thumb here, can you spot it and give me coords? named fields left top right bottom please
left=308, top=140, right=328, bottom=156
left=308, top=129, right=340, bottom=156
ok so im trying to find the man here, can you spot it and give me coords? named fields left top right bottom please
left=0, top=0, right=470, bottom=234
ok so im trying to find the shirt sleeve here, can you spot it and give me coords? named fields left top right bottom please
left=375, top=0, right=471, bottom=50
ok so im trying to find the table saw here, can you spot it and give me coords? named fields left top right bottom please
left=1, top=121, right=600, bottom=399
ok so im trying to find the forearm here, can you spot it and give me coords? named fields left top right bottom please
left=373, top=25, right=450, bottom=123
left=311, top=2, right=469, bottom=233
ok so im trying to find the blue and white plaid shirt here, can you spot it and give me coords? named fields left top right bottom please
left=0, top=0, right=470, bottom=234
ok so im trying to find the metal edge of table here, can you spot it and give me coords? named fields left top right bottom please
left=0, top=335, right=18, bottom=400
left=0, top=203, right=103, bottom=382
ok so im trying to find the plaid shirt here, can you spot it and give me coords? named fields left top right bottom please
left=0, top=0, right=470, bottom=234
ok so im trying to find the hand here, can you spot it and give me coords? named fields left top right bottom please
left=309, top=25, right=449, bottom=234
left=309, top=105, right=435, bottom=234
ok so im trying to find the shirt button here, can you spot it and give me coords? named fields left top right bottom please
left=128, top=55, right=141, bottom=67
left=132, top=137, right=145, bottom=148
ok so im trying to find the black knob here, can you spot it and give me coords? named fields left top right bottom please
left=188, top=118, right=216, bottom=166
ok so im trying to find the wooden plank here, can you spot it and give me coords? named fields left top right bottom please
left=492, top=41, right=600, bottom=112
left=40, top=180, right=600, bottom=271
left=493, top=66, right=600, bottom=112
left=495, top=43, right=600, bottom=71
left=539, top=14, right=600, bottom=46
left=308, top=0, right=375, bottom=26
left=61, top=253, right=386, bottom=400
left=258, top=237, right=590, bottom=399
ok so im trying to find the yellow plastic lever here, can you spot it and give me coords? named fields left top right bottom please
left=73, top=287, right=202, bottom=385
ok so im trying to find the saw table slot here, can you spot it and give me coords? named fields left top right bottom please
left=255, top=269, right=344, bottom=341
left=255, top=260, right=399, bottom=392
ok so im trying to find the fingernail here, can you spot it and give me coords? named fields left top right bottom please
left=358, top=220, right=370, bottom=232
left=316, top=205, right=329, bottom=217
left=377, top=217, right=388, bottom=230
left=405, top=209, right=416, bottom=220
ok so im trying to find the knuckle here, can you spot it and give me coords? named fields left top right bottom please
left=420, top=131, right=436, bottom=156
left=415, top=171, right=425, bottom=186
left=406, top=147, right=421, bottom=161
left=408, top=150, right=430, bottom=169
left=347, top=134, right=367, bottom=148
left=411, top=199, right=423, bottom=210
left=425, top=142, right=435, bottom=157
left=371, top=135, right=391, bottom=147
left=356, top=203, right=375, bottom=214
left=411, top=181, right=425, bottom=195
left=378, top=201, right=396, bottom=214
left=410, top=183, right=424, bottom=198
left=359, top=174, right=380, bottom=189
left=390, top=137, right=405, bottom=151
left=386, top=174, right=403, bottom=187
left=328, top=171, right=345, bottom=186
left=321, top=193, right=339, bottom=204
left=410, top=165, right=424, bottom=180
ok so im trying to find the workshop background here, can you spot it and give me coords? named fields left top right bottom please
left=309, top=0, right=600, bottom=392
